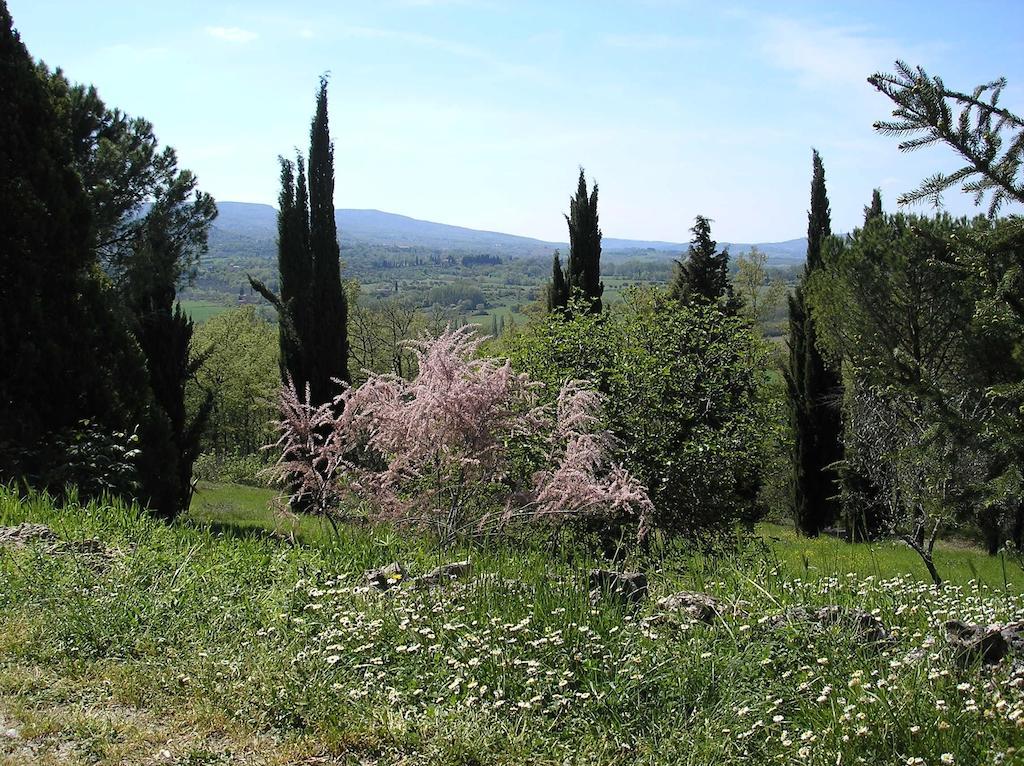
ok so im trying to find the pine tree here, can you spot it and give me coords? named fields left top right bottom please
left=786, top=149, right=844, bottom=536
left=546, top=250, right=569, bottom=312
left=564, top=169, right=603, bottom=314
left=251, top=77, right=349, bottom=407
left=0, top=1, right=152, bottom=493
left=669, top=215, right=739, bottom=313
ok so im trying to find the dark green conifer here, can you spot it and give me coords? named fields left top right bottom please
left=670, top=215, right=739, bottom=313
left=547, top=250, right=569, bottom=312
left=252, top=77, right=349, bottom=406
left=564, top=169, right=603, bottom=314
left=0, top=1, right=151, bottom=491
left=786, top=150, right=845, bottom=536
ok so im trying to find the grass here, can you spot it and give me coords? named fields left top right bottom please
left=1, top=486, right=1023, bottom=764
left=179, top=299, right=231, bottom=324
left=187, top=482, right=1024, bottom=590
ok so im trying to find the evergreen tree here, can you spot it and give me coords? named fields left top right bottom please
left=0, top=1, right=152, bottom=492
left=251, top=77, right=349, bottom=407
left=786, top=150, right=844, bottom=536
left=123, top=212, right=213, bottom=518
left=670, top=215, right=740, bottom=313
left=864, top=188, right=883, bottom=223
left=546, top=250, right=569, bottom=312
left=564, top=169, right=603, bottom=314
left=840, top=188, right=886, bottom=540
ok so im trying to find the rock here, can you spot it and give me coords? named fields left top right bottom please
left=413, top=560, right=472, bottom=588
left=772, top=605, right=890, bottom=644
left=1000, top=620, right=1024, bottom=654
left=365, top=562, right=406, bottom=591
left=655, top=591, right=733, bottom=624
left=588, top=569, right=648, bottom=609
left=0, top=523, right=59, bottom=548
left=944, top=620, right=1011, bottom=665
left=814, top=606, right=890, bottom=643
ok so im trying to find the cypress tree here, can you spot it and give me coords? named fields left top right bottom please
left=546, top=250, right=569, bottom=312
left=307, top=77, right=349, bottom=399
left=564, top=168, right=603, bottom=314
left=251, top=77, right=349, bottom=406
left=123, top=214, right=213, bottom=518
left=864, top=188, right=883, bottom=223
left=786, top=149, right=844, bottom=536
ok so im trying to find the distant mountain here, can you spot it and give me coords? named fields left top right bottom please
left=210, top=201, right=806, bottom=264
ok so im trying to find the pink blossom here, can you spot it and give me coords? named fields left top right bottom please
left=265, top=326, right=653, bottom=543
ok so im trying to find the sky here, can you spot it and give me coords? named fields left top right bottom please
left=9, top=0, right=1024, bottom=243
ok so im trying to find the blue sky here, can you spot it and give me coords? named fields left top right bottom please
left=9, top=0, right=1024, bottom=243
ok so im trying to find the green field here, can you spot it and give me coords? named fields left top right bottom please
left=180, top=299, right=231, bottom=324
left=1, top=485, right=1022, bottom=765
left=188, top=481, right=1024, bottom=590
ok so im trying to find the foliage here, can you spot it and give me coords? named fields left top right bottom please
left=671, top=215, right=741, bottom=314
left=786, top=150, right=844, bottom=536
left=426, top=281, right=486, bottom=309
left=549, top=169, right=603, bottom=315
left=3, top=489, right=1024, bottom=763
left=733, top=245, right=786, bottom=332
left=189, top=305, right=279, bottom=454
left=266, top=326, right=652, bottom=544
left=507, top=288, right=770, bottom=539
left=191, top=451, right=270, bottom=487
left=0, top=3, right=156, bottom=502
left=347, top=288, right=423, bottom=381
left=39, top=66, right=217, bottom=283
left=251, top=77, right=349, bottom=409
left=546, top=250, right=568, bottom=312
left=870, top=65, right=1024, bottom=552
left=869, top=61, right=1024, bottom=215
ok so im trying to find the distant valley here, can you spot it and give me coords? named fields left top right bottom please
left=209, top=201, right=808, bottom=264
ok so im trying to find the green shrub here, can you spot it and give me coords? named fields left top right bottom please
left=192, top=451, right=270, bottom=486
left=505, top=288, right=772, bottom=540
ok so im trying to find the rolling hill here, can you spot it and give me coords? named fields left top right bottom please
left=209, top=201, right=807, bottom=264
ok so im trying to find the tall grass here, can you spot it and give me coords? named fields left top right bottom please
left=1, top=487, right=1023, bottom=765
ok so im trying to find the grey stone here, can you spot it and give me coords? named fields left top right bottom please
left=413, top=560, right=472, bottom=588
left=655, top=591, right=733, bottom=624
left=365, top=562, right=407, bottom=591
left=944, top=620, right=1011, bottom=665
left=772, top=605, right=890, bottom=644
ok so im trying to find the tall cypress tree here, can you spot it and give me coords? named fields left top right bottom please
left=251, top=77, right=348, bottom=407
left=786, top=149, right=844, bottom=536
left=307, top=77, right=349, bottom=400
left=564, top=168, right=603, bottom=314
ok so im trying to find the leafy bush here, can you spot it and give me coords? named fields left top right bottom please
left=191, top=450, right=271, bottom=487
left=266, top=326, right=653, bottom=545
left=0, top=419, right=140, bottom=500
left=505, top=289, right=772, bottom=539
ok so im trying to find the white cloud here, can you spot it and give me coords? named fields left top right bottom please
left=751, top=14, right=940, bottom=91
left=204, top=26, right=258, bottom=44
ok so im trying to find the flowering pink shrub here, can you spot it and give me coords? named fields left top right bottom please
left=267, top=326, right=652, bottom=544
